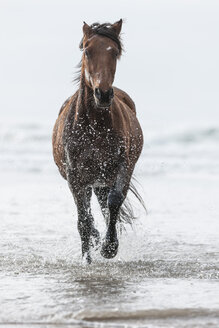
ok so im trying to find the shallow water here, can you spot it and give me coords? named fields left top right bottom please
left=0, top=122, right=219, bottom=327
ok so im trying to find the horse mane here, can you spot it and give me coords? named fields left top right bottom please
left=74, top=22, right=123, bottom=85
left=79, top=22, right=123, bottom=54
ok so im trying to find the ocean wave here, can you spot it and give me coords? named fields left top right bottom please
left=1, top=123, right=219, bottom=146
left=1, top=123, right=219, bottom=175
left=149, top=127, right=219, bottom=146
left=74, top=307, right=219, bottom=321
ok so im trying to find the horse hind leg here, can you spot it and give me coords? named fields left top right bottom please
left=94, top=186, right=110, bottom=225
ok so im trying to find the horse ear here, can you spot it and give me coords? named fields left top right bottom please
left=112, top=19, right=123, bottom=36
left=83, top=22, right=92, bottom=37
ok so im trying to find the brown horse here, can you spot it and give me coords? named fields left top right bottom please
left=52, top=19, right=144, bottom=263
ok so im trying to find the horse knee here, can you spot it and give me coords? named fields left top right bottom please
left=108, top=189, right=124, bottom=213
left=77, top=218, right=91, bottom=238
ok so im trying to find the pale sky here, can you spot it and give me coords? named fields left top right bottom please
left=1, top=0, right=219, bottom=128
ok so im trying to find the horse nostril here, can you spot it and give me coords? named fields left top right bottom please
left=94, top=87, right=114, bottom=105
left=95, top=88, right=101, bottom=100
left=109, top=88, right=114, bottom=99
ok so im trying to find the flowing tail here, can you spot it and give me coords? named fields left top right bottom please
left=118, top=177, right=147, bottom=225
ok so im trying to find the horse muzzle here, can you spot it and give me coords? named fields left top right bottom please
left=94, top=87, right=114, bottom=108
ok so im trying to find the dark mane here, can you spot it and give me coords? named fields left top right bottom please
left=74, top=22, right=123, bottom=85
left=79, top=22, right=123, bottom=54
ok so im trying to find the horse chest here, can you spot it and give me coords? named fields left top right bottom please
left=67, top=129, right=123, bottom=173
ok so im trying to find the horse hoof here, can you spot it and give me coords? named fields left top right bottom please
left=82, top=250, right=92, bottom=264
left=87, top=254, right=92, bottom=264
left=83, top=253, right=92, bottom=264
left=100, top=240, right=118, bottom=259
left=91, top=228, right=100, bottom=248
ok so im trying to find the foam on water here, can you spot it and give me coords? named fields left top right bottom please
left=74, top=308, right=219, bottom=321
left=0, top=121, right=219, bottom=327
left=1, top=122, right=219, bottom=176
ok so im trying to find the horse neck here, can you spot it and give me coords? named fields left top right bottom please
left=75, top=75, right=112, bottom=130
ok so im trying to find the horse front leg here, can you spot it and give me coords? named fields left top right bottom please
left=74, top=189, right=93, bottom=263
left=101, top=165, right=129, bottom=259
left=68, top=181, right=99, bottom=264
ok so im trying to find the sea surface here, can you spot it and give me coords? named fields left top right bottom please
left=0, top=120, right=219, bottom=327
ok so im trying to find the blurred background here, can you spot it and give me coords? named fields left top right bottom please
left=0, top=1, right=219, bottom=327
left=1, top=0, right=219, bottom=176
left=1, top=0, right=219, bottom=126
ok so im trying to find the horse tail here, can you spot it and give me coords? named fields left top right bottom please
left=118, top=177, right=147, bottom=226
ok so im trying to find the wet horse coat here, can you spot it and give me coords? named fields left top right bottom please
left=52, top=20, right=143, bottom=263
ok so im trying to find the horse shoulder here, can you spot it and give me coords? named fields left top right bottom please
left=52, top=91, right=79, bottom=179
left=113, top=86, right=136, bottom=114
left=112, top=88, right=143, bottom=166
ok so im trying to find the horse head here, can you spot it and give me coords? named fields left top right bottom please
left=81, top=20, right=123, bottom=108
